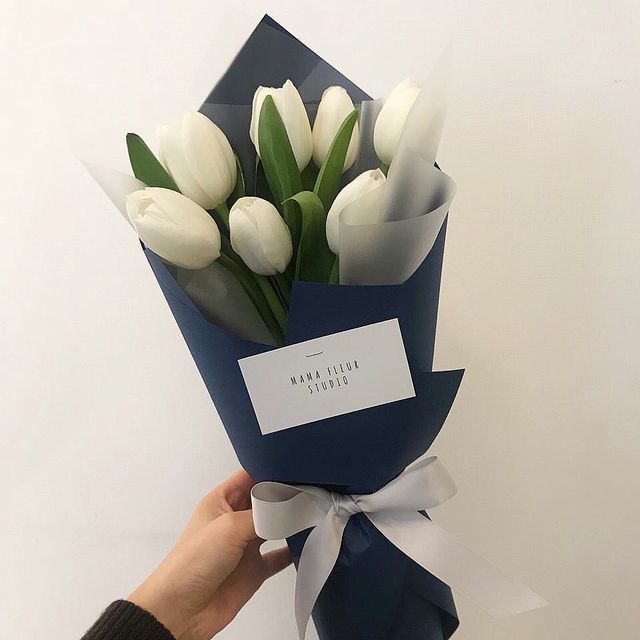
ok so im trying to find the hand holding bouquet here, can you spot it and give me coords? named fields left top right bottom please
left=86, top=16, right=545, bottom=640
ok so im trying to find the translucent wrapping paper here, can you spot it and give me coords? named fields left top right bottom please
left=85, top=15, right=470, bottom=640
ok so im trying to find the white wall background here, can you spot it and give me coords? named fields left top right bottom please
left=1, top=1, right=639, bottom=638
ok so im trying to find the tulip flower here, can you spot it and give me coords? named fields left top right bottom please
left=312, top=86, right=359, bottom=171
left=126, top=187, right=221, bottom=270
left=230, top=197, right=293, bottom=276
left=250, top=80, right=313, bottom=171
left=325, top=169, right=386, bottom=254
left=157, top=112, right=237, bottom=210
left=373, top=78, right=421, bottom=165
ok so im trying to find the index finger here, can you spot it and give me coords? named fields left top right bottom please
left=189, top=469, right=256, bottom=533
left=219, top=469, right=256, bottom=511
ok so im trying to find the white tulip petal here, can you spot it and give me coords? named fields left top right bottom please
left=254, top=204, right=293, bottom=274
left=373, top=78, right=421, bottom=165
left=157, top=123, right=214, bottom=209
left=312, top=86, right=359, bottom=172
left=126, top=190, right=156, bottom=222
left=325, top=169, right=386, bottom=254
left=250, top=81, right=313, bottom=172
left=230, top=197, right=293, bottom=276
left=182, top=112, right=236, bottom=207
left=281, top=80, right=313, bottom=171
left=249, top=87, right=272, bottom=155
left=231, top=209, right=272, bottom=274
left=126, top=187, right=221, bottom=270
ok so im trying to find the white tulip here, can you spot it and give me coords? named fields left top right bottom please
left=126, top=187, right=221, bottom=270
left=312, top=86, right=359, bottom=171
left=157, top=112, right=236, bottom=210
left=325, top=169, right=386, bottom=254
left=373, top=78, right=421, bottom=165
left=250, top=80, right=313, bottom=172
left=230, top=197, right=293, bottom=276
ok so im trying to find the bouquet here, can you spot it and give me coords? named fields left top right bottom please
left=86, top=15, right=545, bottom=640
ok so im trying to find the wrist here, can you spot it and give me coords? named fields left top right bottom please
left=128, top=580, right=189, bottom=639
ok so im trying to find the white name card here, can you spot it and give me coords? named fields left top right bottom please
left=238, top=319, right=416, bottom=435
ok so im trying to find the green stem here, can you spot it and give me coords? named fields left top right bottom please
left=219, top=235, right=289, bottom=340
left=329, top=256, right=340, bottom=284
left=270, top=276, right=286, bottom=309
left=214, top=202, right=230, bottom=231
left=218, top=254, right=283, bottom=345
left=256, top=275, right=288, bottom=335
left=272, top=273, right=291, bottom=306
left=379, top=161, right=390, bottom=177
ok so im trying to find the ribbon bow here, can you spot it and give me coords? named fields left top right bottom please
left=251, top=456, right=547, bottom=639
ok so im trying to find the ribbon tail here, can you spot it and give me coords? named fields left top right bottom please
left=368, top=511, right=548, bottom=618
left=295, top=509, right=350, bottom=639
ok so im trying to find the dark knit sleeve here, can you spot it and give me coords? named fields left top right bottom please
left=81, top=600, right=175, bottom=640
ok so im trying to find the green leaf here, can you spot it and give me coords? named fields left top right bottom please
left=254, top=157, right=275, bottom=204
left=301, top=162, right=319, bottom=191
left=286, top=191, right=335, bottom=283
left=283, top=200, right=301, bottom=257
left=227, top=153, right=245, bottom=205
left=258, top=96, right=304, bottom=201
left=258, top=95, right=303, bottom=204
left=126, top=133, right=178, bottom=191
left=313, top=109, right=359, bottom=211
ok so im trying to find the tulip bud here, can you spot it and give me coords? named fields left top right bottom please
left=126, top=187, right=221, bottom=270
left=250, top=80, right=313, bottom=172
left=312, top=86, right=359, bottom=171
left=230, top=197, right=293, bottom=276
left=157, top=112, right=236, bottom=210
left=373, top=78, right=421, bottom=165
left=325, top=169, right=386, bottom=254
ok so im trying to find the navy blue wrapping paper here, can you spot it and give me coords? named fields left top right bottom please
left=144, top=15, right=463, bottom=640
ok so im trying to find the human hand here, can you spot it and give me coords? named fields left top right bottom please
left=128, top=470, right=292, bottom=639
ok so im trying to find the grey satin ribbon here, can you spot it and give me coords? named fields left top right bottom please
left=251, top=456, right=547, bottom=639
